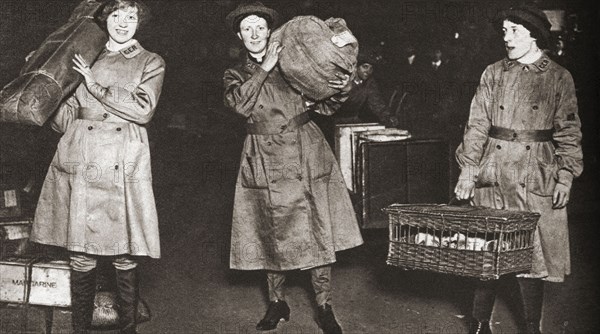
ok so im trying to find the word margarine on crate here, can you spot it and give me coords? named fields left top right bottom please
left=0, top=258, right=71, bottom=307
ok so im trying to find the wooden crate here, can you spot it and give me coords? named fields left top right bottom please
left=0, top=258, right=71, bottom=307
left=0, top=188, right=22, bottom=219
left=334, top=123, right=385, bottom=193
left=356, top=139, right=450, bottom=228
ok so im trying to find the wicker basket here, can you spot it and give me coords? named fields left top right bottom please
left=384, top=204, right=540, bottom=280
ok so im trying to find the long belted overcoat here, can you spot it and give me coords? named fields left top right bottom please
left=31, top=42, right=165, bottom=258
left=224, top=56, right=363, bottom=271
left=456, top=54, right=583, bottom=282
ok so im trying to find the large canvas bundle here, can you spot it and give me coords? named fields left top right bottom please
left=0, top=0, right=108, bottom=126
left=271, top=16, right=359, bottom=101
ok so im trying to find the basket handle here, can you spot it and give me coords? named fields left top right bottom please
left=448, top=197, right=471, bottom=207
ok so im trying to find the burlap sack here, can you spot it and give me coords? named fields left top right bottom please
left=0, top=0, right=107, bottom=126
left=270, top=16, right=358, bottom=101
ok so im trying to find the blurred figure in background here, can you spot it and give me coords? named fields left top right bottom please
left=550, top=36, right=573, bottom=70
left=335, top=51, right=396, bottom=126
left=413, top=46, right=454, bottom=139
left=313, top=49, right=397, bottom=148
left=389, top=43, right=426, bottom=136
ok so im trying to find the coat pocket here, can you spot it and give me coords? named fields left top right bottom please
left=54, top=124, right=83, bottom=174
left=240, top=154, right=269, bottom=189
left=528, top=159, right=558, bottom=197
left=476, top=159, right=498, bottom=188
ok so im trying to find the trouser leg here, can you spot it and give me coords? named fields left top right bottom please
left=257, top=271, right=290, bottom=331
left=114, top=256, right=139, bottom=334
left=517, top=277, right=544, bottom=334
left=312, top=266, right=341, bottom=334
left=472, top=279, right=499, bottom=322
left=70, top=253, right=98, bottom=334
left=267, top=271, right=286, bottom=301
left=311, top=265, right=332, bottom=307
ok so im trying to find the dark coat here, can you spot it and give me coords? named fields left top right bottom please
left=456, top=54, right=583, bottom=282
left=334, top=78, right=392, bottom=125
left=223, top=56, right=363, bottom=271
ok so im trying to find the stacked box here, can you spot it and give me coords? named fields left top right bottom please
left=0, top=258, right=71, bottom=307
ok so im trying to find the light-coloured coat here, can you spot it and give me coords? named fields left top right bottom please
left=31, top=42, right=165, bottom=258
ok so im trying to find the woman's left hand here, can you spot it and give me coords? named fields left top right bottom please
left=72, top=54, right=96, bottom=88
left=328, top=73, right=351, bottom=93
left=553, top=183, right=571, bottom=209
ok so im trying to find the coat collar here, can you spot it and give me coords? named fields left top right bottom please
left=102, top=40, right=144, bottom=59
left=119, top=41, right=143, bottom=59
left=243, top=53, right=262, bottom=71
left=502, top=53, right=551, bottom=73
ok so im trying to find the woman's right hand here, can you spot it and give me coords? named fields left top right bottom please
left=454, top=179, right=475, bottom=200
left=72, top=54, right=96, bottom=89
left=260, top=41, right=283, bottom=72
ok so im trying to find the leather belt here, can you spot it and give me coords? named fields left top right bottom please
left=489, top=126, right=553, bottom=142
left=245, top=112, right=310, bottom=135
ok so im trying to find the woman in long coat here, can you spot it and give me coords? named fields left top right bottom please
left=30, top=1, right=165, bottom=333
left=455, top=4, right=583, bottom=334
left=223, top=3, right=363, bottom=334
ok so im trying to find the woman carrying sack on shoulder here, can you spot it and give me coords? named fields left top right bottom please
left=31, top=1, right=165, bottom=333
left=223, top=2, right=363, bottom=334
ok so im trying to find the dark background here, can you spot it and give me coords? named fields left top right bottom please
left=1, top=1, right=599, bottom=332
left=0, top=0, right=598, bottom=230
left=1, top=0, right=598, bottom=188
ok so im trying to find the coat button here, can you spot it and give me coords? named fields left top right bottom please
left=532, top=105, right=539, bottom=110
left=103, top=113, right=108, bottom=118
left=499, top=105, right=504, bottom=110
left=115, top=165, right=119, bottom=170
left=259, top=105, right=264, bottom=109
left=297, top=175, right=303, bottom=181
left=280, top=125, right=287, bottom=130
left=116, top=127, right=122, bottom=131
left=88, top=126, right=93, bottom=130
left=266, top=141, right=272, bottom=146
left=271, top=180, right=277, bottom=184
left=496, top=145, right=501, bottom=150
left=520, top=183, right=526, bottom=188
left=526, top=145, right=531, bottom=150
left=494, top=182, right=499, bottom=186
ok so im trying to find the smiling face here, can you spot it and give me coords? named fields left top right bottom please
left=502, top=20, right=536, bottom=60
left=237, top=15, right=270, bottom=58
left=106, top=6, right=139, bottom=45
left=356, top=63, right=374, bottom=81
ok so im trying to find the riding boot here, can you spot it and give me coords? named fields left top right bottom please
left=70, top=268, right=97, bottom=334
left=115, top=268, right=139, bottom=334
left=518, top=278, right=544, bottom=334
left=470, top=279, right=498, bottom=334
